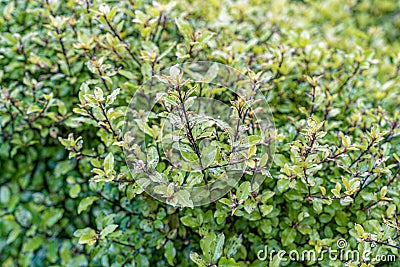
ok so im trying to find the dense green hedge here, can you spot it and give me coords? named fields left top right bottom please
left=0, top=0, right=399, bottom=266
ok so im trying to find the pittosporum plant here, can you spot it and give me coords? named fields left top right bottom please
left=0, top=1, right=399, bottom=267
left=122, top=64, right=275, bottom=208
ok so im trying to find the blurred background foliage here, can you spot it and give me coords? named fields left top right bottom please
left=0, top=0, right=399, bottom=266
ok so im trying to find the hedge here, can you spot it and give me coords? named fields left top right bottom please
left=0, top=0, right=399, bottom=266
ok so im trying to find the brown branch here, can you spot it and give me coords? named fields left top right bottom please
left=103, top=15, right=141, bottom=67
left=363, top=238, right=400, bottom=250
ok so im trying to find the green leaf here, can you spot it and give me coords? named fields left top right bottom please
left=277, top=179, right=290, bottom=193
left=58, top=101, right=67, bottom=116
left=3, top=1, right=14, bottom=19
left=281, top=228, right=297, bottom=246
left=212, top=233, right=225, bottom=262
left=380, top=186, right=387, bottom=198
left=175, top=17, right=194, bottom=40
left=201, top=144, right=216, bottom=167
left=260, top=204, right=274, bottom=217
left=107, top=7, right=117, bottom=21
left=101, top=224, right=118, bottom=238
left=42, top=208, right=64, bottom=227
left=0, top=186, right=11, bottom=204
left=7, top=228, right=21, bottom=244
left=331, top=182, right=342, bottom=198
left=78, top=196, right=98, bottom=214
left=78, top=230, right=97, bottom=246
left=175, top=190, right=193, bottom=208
left=164, top=240, right=176, bottom=265
left=225, top=235, right=242, bottom=258
left=190, top=252, right=207, bottom=267
left=244, top=199, right=257, bottom=214
left=261, top=191, right=275, bottom=202
left=181, top=215, right=201, bottom=228
left=237, top=181, right=251, bottom=201
left=342, top=177, right=350, bottom=191
left=94, top=87, right=104, bottom=101
left=274, top=154, right=288, bottom=167
left=219, top=257, right=240, bottom=267
left=259, top=153, right=269, bottom=167
left=355, top=223, right=364, bottom=236
left=69, top=184, right=81, bottom=198
left=106, top=88, right=120, bottom=107
left=119, top=70, right=136, bottom=79
left=203, top=63, right=219, bottom=83
left=22, top=236, right=43, bottom=253
left=387, top=204, right=396, bottom=218
left=104, top=152, right=114, bottom=173
left=394, top=153, right=400, bottom=163
left=313, top=199, right=323, bottom=214
left=269, top=254, right=282, bottom=267
left=247, top=144, right=257, bottom=158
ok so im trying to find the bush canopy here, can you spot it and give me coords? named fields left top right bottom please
left=0, top=0, right=399, bottom=266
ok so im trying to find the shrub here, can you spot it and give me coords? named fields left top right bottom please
left=0, top=0, right=399, bottom=266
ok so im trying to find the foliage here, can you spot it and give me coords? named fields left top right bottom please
left=0, top=0, right=399, bottom=266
